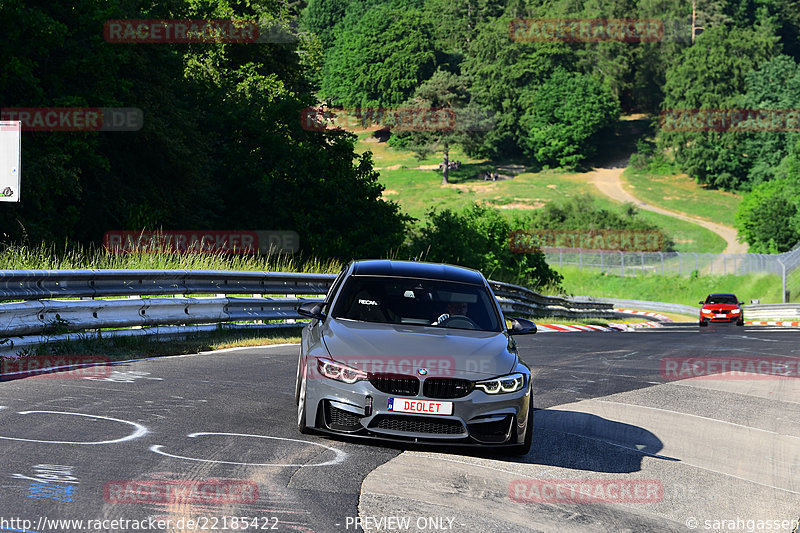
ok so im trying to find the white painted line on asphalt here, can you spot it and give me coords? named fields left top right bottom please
left=0, top=411, right=149, bottom=444
left=150, top=432, right=347, bottom=467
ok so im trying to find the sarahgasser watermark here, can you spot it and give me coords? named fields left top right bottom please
left=685, top=516, right=799, bottom=531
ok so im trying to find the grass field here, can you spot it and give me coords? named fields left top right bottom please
left=375, top=157, right=728, bottom=253
left=355, top=114, right=739, bottom=255
left=623, top=168, right=743, bottom=228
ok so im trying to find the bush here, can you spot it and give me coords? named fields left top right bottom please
left=520, top=194, right=673, bottom=251
left=406, top=205, right=563, bottom=290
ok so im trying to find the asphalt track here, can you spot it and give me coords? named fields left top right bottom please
left=0, top=324, right=798, bottom=533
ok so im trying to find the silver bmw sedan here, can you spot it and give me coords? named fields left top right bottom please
left=295, top=259, right=537, bottom=454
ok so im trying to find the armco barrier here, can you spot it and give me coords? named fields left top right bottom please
left=0, top=270, right=652, bottom=356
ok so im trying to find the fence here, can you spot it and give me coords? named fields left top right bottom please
left=543, top=243, right=800, bottom=302
left=0, top=270, right=639, bottom=357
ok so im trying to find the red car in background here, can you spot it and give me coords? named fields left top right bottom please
left=699, top=293, right=744, bottom=327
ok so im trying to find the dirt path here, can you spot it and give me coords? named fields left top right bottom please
left=588, top=160, right=748, bottom=254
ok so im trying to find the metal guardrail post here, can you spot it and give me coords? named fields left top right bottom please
left=619, top=251, right=624, bottom=276
left=779, top=258, right=787, bottom=303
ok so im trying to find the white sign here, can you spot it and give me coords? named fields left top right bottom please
left=0, top=121, right=21, bottom=202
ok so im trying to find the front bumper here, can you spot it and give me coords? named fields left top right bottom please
left=700, top=312, right=743, bottom=324
left=303, top=375, right=531, bottom=447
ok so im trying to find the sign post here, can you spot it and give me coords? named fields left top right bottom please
left=0, top=121, right=21, bottom=202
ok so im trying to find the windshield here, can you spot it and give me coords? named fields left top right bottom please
left=331, top=275, right=502, bottom=332
left=706, top=294, right=739, bottom=304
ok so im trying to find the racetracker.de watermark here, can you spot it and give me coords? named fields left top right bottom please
left=103, top=230, right=300, bottom=255
left=0, top=356, right=111, bottom=379
left=509, top=18, right=666, bottom=42
left=509, top=229, right=665, bottom=253
left=310, top=356, right=457, bottom=379
left=104, top=479, right=259, bottom=504
left=104, top=19, right=301, bottom=43
left=0, top=108, right=142, bottom=131
left=660, top=109, right=800, bottom=132
left=660, top=357, right=800, bottom=380
left=509, top=479, right=664, bottom=503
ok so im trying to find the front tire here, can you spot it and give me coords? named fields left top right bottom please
left=508, top=395, right=533, bottom=456
left=297, top=362, right=310, bottom=434
left=699, top=320, right=708, bottom=327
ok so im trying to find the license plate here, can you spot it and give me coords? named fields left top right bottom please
left=716, top=313, right=727, bottom=318
left=387, top=397, right=453, bottom=416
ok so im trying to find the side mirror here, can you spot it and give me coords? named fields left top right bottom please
left=739, top=301, right=744, bottom=305
left=298, top=302, right=326, bottom=321
left=698, top=301, right=705, bottom=305
left=506, top=317, right=537, bottom=335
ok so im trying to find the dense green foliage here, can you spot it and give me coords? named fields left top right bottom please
left=0, top=0, right=408, bottom=260
left=519, top=69, right=619, bottom=167
left=5, top=0, right=800, bottom=277
left=320, top=4, right=436, bottom=107
left=735, top=139, right=800, bottom=252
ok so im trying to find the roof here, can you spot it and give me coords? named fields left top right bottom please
left=350, top=260, right=485, bottom=286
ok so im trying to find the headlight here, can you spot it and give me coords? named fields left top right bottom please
left=317, top=358, right=368, bottom=384
left=701, top=309, right=713, bottom=314
left=475, top=373, right=525, bottom=394
left=731, top=309, right=741, bottom=314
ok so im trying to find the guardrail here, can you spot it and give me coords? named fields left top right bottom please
left=0, top=270, right=648, bottom=357
left=741, top=303, right=800, bottom=321
left=576, top=297, right=700, bottom=317
left=573, top=297, right=800, bottom=321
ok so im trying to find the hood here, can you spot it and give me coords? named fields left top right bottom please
left=321, top=319, right=517, bottom=379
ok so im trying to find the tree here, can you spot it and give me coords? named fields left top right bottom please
left=320, top=4, right=436, bottom=107
left=735, top=179, right=800, bottom=252
left=460, top=16, right=575, bottom=159
left=302, top=0, right=352, bottom=49
left=0, top=0, right=410, bottom=260
left=519, top=69, right=620, bottom=168
left=390, top=69, right=493, bottom=184
left=658, top=24, right=779, bottom=189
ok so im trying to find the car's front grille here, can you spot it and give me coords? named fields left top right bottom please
left=371, top=415, right=465, bottom=435
left=369, top=374, right=419, bottom=396
left=423, top=378, right=472, bottom=399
